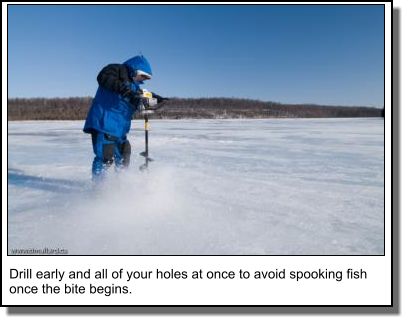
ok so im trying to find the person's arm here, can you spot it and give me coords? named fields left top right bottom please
left=97, top=64, right=132, bottom=95
left=151, top=92, right=169, bottom=104
left=97, top=64, right=143, bottom=106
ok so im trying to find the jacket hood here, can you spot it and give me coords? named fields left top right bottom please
left=123, top=55, right=152, bottom=78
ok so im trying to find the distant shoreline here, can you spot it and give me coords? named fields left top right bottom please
left=7, top=117, right=385, bottom=123
left=8, top=97, right=384, bottom=121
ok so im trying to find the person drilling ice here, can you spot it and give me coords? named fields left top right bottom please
left=83, top=55, right=168, bottom=181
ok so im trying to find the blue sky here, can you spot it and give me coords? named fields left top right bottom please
left=8, top=4, right=384, bottom=107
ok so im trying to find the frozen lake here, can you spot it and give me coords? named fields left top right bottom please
left=7, top=118, right=384, bottom=255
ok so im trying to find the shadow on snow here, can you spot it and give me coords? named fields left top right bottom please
left=8, top=168, right=88, bottom=194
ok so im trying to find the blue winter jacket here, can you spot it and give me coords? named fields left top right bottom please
left=83, top=55, right=152, bottom=139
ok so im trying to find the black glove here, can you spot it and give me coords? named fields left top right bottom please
left=152, top=92, right=169, bottom=104
left=119, top=82, right=132, bottom=96
left=126, top=92, right=144, bottom=108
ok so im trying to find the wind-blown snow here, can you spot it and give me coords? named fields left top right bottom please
left=8, top=118, right=384, bottom=255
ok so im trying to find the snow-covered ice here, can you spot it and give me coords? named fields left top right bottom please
left=7, top=118, right=384, bottom=255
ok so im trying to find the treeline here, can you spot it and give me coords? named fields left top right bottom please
left=7, top=97, right=383, bottom=121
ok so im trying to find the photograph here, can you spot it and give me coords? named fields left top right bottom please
left=7, top=3, right=385, bottom=256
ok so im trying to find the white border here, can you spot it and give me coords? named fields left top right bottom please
left=2, top=1, right=392, bottom=307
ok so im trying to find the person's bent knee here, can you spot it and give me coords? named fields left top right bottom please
left=103, top=143, right=115, bottom=164
left=121, top=141, right=131, bottom=167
